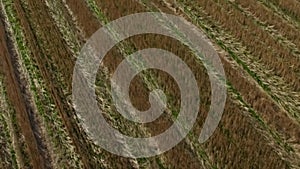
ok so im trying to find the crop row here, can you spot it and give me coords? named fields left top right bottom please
left=151, top=0, right=299, bottom=167
left=265, top=0, right=300, bottom=23
left=0, top=86, right=28, bottom=169
left=166, top=0, right=300, bottom=163
left=175, top=0, right=297, bottom=147
left=210, top=0, right=300, bottom=90
left=257, top=0, right=300, bottom=29
left=210, top=0, right=300, bottom=122
left=1, top=1, right=47, bottom=168
left=44, top=0, right=82, bottom=57
left=86, top=0, right=298, bottom=167
left=19, top=0, right=70, bottom=95
left=234, top=0, right=300, bottom=48
left=175, top=0, right=300, bottom=125
left=45, top=0, right=142, bottom=167
left=87, top=0, right=230, bottom=167
left=230, top=0, right=300, bottom=57
left=2, top=0, right=83, bottom=168
left=223, top=0, right=300, bottom=123
left=63, top=0, right=100, bottom=38
left=0, top=76, right=18, bottom=169
left=13, top=0, right=108, bottom=167
left=148, top=1, right=295, bottom=166
left=88, top=0, right=276, bottom=168
left=64, top=0, right=209, bottom=167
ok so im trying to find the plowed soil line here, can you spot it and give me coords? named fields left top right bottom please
left=0, top=11, right=50, bottom=169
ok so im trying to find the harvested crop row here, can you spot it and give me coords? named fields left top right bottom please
left=44, top=0, right=82, bottom=57
left=0, top=80, right=27, bottom=169
left=0, top=40, right=28, bottom=169
left=92, top=0, right=298, bottom=166
left=131, top=12, right=291, bottom=169
left=49, top=0, right=157, bottom=168
left=0, top=13, right=17, bottom=169
left=266, top=0, right=300, bottom=23
left=142, top=0, right=299, bottom=167
left=173, top=0, right=300, bottom=124
left=63, top=0, right=180, bottom=167
left=213, top=0, right=300, bottom=124
left=43, top=0, right=168, bottom=167
left=234, top=0, right=300, bottom=49
left=257, top=0, right=300, bottom=29
left=165, top=0, right=300, bottom=152
left=5, top=1, right=79, bottom=167
left=64, top=0, right=100, bottom=38
left=173, top=0, right=300, bottom=133
left=204, top=0, right=300, bottom=90
left=63, top=0, right=185, bottom=168
left=94, top=65, right=169, bottom=169
left=1, top=0, right=296, bottom=168
left=228, top=0, right=300, bottom=59
left=62, top=0, right=211, bottom=166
